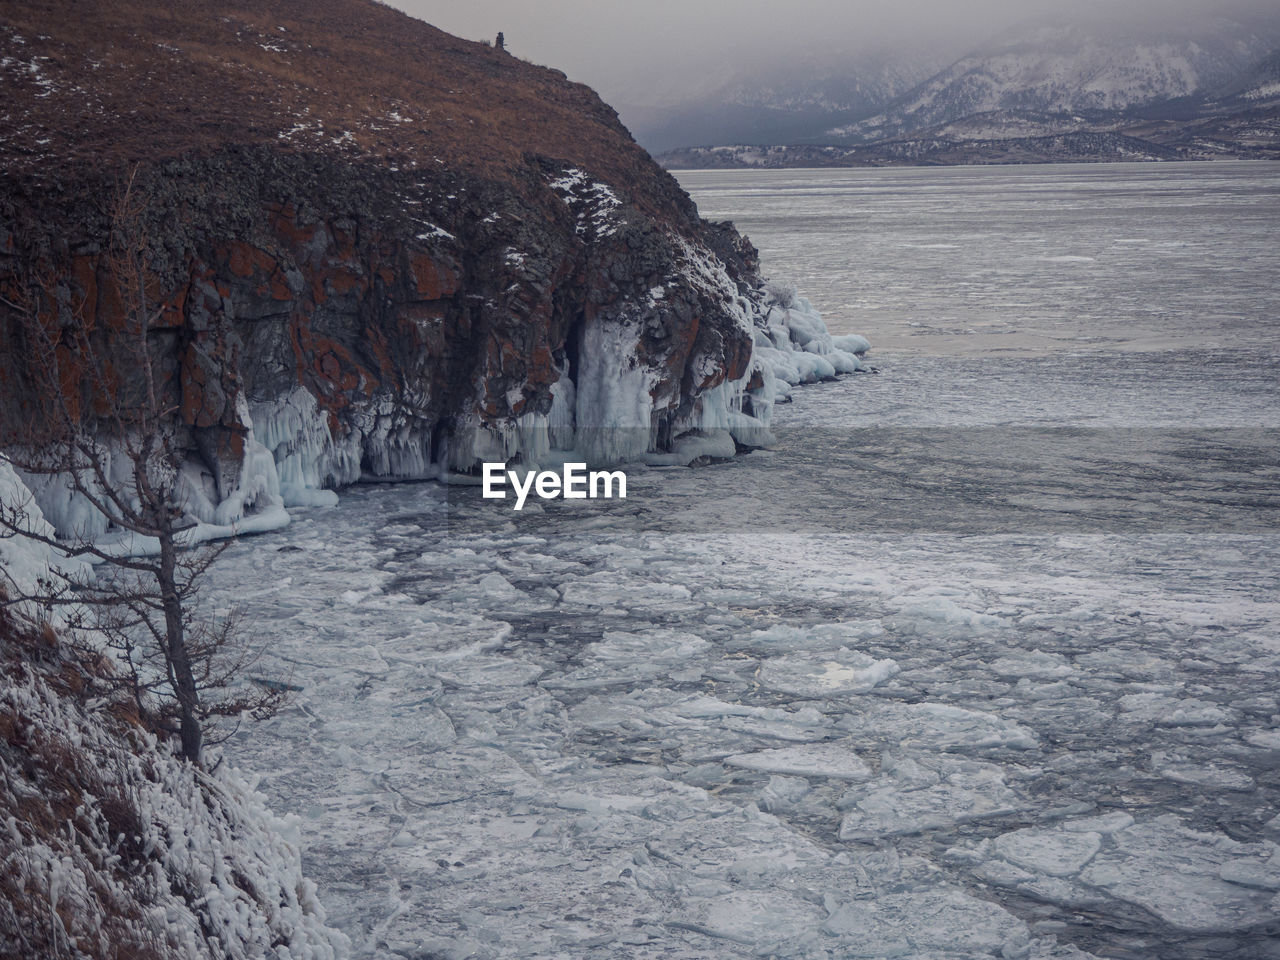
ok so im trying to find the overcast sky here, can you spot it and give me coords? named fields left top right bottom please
left=389, top=0, right=1277, bottom=106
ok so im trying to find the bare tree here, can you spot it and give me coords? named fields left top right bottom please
left=0, top=168, right=280, bottom=763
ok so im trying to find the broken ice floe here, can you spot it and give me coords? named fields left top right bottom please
left=837, top=701, right=1041, bottom=753
left=954, top=813, right=1280, bottom=935
left=838, top=754, right=1026, bottom=841
left=822, top=889, right=1032, bottom=958
left=758, top=648, right=900, bottom=697
left=542, top=630, right=709, bottom=691
left=725, top=743, right=873, bottom=781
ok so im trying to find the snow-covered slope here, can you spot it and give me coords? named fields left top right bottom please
left=1218, top=48, right=1280, bottom=104
left=827, top=18, right=1279, bottom=144
left=0, top=609, right=349, bottom=959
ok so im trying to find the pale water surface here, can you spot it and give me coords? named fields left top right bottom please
left=678, top=161, right=1280, bottom=356
left=214, top=163, right=1280, bottom=960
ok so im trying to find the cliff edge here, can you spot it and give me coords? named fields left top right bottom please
left=0, top=0, right=861, bottom=536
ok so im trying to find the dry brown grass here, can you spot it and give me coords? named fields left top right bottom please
left=0, top=0, right=692, bottom=224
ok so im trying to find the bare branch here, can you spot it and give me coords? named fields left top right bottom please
left=0, top=166, right=285, bottom=765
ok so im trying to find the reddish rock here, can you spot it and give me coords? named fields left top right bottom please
left=0, top=0, right=766, bottom=485
left=408, top=253, right=459, bottom=301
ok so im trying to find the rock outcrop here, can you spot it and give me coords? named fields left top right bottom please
left=0, top=0, right=866, bottom=536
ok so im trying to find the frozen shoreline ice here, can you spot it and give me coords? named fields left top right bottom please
left=202, top=353, right=1280, bottom=957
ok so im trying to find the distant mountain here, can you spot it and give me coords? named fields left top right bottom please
left=620, top=47, right=948, bottom=153
left=657, top=133, right=1189, bottom=169
left=824, top=17, right=1278, bottom=144
left=652, top=15, right=1280, bottom=167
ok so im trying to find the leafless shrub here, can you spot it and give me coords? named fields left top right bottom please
left=762, top=278, right=799, bottom=309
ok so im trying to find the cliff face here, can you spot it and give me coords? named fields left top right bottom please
left=0, top=0, right=773, bottom=530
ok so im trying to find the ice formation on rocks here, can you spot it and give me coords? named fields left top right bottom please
left=3, top=228, right=866, bottom=560
left=752, top=279, right=869, bottom=404
left=0, top=458, right=91, bottom=616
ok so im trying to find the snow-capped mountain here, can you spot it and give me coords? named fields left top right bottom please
left=825, top=17, right=1279, bottom=144
left=654, top=14, right=1280, bottom=167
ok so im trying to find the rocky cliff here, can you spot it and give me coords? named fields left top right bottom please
left=0, top=0, right=847, bottom=535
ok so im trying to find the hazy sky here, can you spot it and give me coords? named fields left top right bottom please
left=389, top=0, right=1276, bottom=106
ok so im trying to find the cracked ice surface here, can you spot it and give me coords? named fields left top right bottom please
left=211, top=352, right=1280, bottom=960
left=954, top=813, right=1280, bottom=936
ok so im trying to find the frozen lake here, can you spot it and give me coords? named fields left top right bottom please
left=216, top=162, right=1280, bottom=960
left=678, top=161, right=1280, bottom=357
